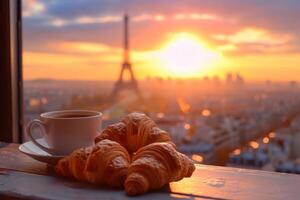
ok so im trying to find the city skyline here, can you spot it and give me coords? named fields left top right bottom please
left=23, top=0, right=300, bottom=81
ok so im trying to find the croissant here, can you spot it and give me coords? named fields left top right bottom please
left=124, top=142, right=195, bottom=196
left=95, top=112, right=171, bottom=153
left=94, top=122, right=128, bottom=149
left=55, top=139, right=131, bottom=188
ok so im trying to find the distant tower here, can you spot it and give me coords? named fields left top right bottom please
left=236, top=73, right=245, bottom=85
left=226, top=73, right=233, bottom=84
left=111, top=14, right=142, bottom=101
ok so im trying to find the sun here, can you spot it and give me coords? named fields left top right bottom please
left=159, top=33, right=220, bottom=77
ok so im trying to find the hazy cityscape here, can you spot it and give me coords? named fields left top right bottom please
left=24, top=75, right=300, bottom=174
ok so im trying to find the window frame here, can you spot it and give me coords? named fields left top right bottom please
left=0, top=0, right=23, bottom=143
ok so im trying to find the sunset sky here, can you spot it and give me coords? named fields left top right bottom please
left=23, top=0, right=300, bottom=81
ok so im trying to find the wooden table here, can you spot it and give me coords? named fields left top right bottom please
left=0, top=142, right=299, bottom=200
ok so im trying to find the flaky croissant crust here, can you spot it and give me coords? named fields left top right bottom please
left=125, top=142, right=195, bottom=196
left=95, top=112, right=171, bottom=153
left=56, top=112, right=195, bottom=196
left=94, top=122, right=127, bottom=149
left=55, top=139, right=131, bottom=188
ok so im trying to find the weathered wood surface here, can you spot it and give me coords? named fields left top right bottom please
left=0, top=143, right=51, bottom=175
left=1, top=143, right=300, bottom=200
left=0, top=169, right=198, bottom=200
left=171, top=165, right=300, bottom=200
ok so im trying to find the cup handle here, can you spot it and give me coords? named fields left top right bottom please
left=25, top=119, right=56, bottom=155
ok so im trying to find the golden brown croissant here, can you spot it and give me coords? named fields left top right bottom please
left=94, top=122, right=127, bottom=149
left=124, top=142, right=195, bottom=196
left=55, top=139, right=131, bottom=188
left=95, top=112, right=171, bottom=153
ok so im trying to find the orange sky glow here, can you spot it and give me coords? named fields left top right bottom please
left=22, top=0, right=300, bottom=81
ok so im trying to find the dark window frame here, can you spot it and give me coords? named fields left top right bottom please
left=0, top=0, right=23, bottom=143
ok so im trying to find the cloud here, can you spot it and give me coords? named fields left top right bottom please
left=23, top=40, right=165, bottom=80
left=50, top=18, right=67, bottom=27
left=57, top=42, right=114, bottom=54
left=132, top=13, right=227, bottom=23
left=217, top=44, right=237, bottom=52
left=23, top=0, right=300, bottom=56
left=173, top=13, right=223, bottom=21
left=75, top=15, right=122, bottom=24
left=49, top=15, right=122, bottom=27
left=214, top=28, right=294, bottom=55
left=215, top=28, right=292, bottom=46
left=23, top=0, right=45, bottom=17
left=46, top=12, right=225, bottom=27
left=47, top=41, right=160, bottom=61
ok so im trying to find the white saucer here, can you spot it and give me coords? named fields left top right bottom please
left=19, top=138, right=64, bottom=165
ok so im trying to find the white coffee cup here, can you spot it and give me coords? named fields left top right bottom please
left=26, top=110, right=102, bottom=155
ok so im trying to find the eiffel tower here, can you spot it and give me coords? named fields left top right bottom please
left=111, top=14, right=142, bottom=101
